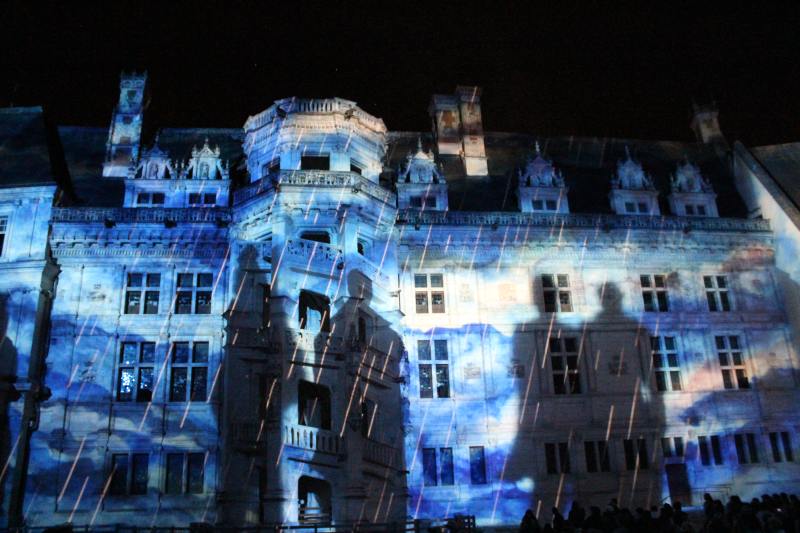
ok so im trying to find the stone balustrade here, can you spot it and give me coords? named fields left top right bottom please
left=284, top=238, right=343, bottom=273
left=364, top=438, right=398, bottom=468
left=51, top=207, right=231, bottom=224
left=284, top=424, right=344, bottom=455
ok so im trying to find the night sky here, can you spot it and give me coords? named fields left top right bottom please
left=3, top=2, right=799, bottom=146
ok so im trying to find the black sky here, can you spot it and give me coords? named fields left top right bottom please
left=2, top=2, right=799, bottom=146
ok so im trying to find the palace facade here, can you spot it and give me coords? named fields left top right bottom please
left=1, top=73, right=800, bottom=528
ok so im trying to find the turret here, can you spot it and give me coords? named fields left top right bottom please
left=103, top=71, right=147, bottom=177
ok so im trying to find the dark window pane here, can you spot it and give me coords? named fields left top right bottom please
left=177, top=273, right=194, bottom=287
left=137, top=368, right=154, bottom=402
left=125, top=291, right=141, bottom=314
left=598, top=441, right=610, bottom=471
left=637, top=439, right=649, bottom=470
left=782, top=432, right=794, bottom=461
left=729, top=336, right=740, bottom=350
left=640, top=275, right=652, bottom=288
left=711, top=436, right=723, bottom=465
left=143, top=291, right=159, bottom=314
left=532, top=199, right=544, bottom=210
left=549, top=337, right=561, bottom=353
left=187, top=453, right=205, bottom=494
left=193, top=342, right=209, bottom=363
left=152, top=193, right=165, bottom=204
left=435, top=365, right=450, bottom=398
left=419, top=365, right=433, bottom=398
left=545, top=443, right=558, bottom=474
left=664, top=337, right=676, bottom=351
left=422, top=448, right=437, bottom=486
left=170, top=368, right=188, bottom=401
left=195, top=291, right=212, bottom=314
left=131, top=454, right=148, bottom=495
left=553, top=374, right=566, bottom=395
left=543, top=291, right=556, bottom=312
left=703, top=276, right=714, bottom=288
left=469, top=446, right=486, bottom=484
left=121, top=343, right=138, bottom=365
left=655, top=372, right=668, bottom=392
left=736, top=370, right=750, bottom=389
left=624, top=440, right=636, bottom=470
left=545, top=199, right=557, bottom=210
left=552, top=356, right=564, bottom=371
left=117, top=368, right=135, bottom=401
left=197, top=273, right=213, bottom=287
left=140, top=342, right=155, bottom=363
left=429, top=274, right=443, bottom=288
left=697, top=205, right=706, bottom=215
left=417, top=340, right=431, bottom=360
left=558, top=442, right=570, bottom=473
left=720, top=292, right=731, bottom=311
left=128, top=273, right=143, bottom=287
left=191, top=367, right=208, bottom=402
left=707, top=292, right=718, bottom=311
left=585, top=442, right=598, bottom=472
left=176, top=291, right=193, bottom=313
left=715, top=336, right=726, bottom=350
left=747, top=433, right=759, bottom=463
left=414, top=274, right=427, bottom=288
left=146, top=274, right=160, bottom=287
left=770, top=433, right=782, bottom=462
left=699, top=437, right=711, bottom=466
left=166, top=453, right=183, bottom=494
left=110, top=454, right=129, bottom=495
left=434, top=340, right=448, bottom=360
left=567, top=373, right=581, bottom=394
left=564, top=338, right=577, bottom=353
left=541, top=275, right=554, bottom=288
left=642, top=292, right=655, bottom=311
left=654, top=275, right=665, bottom=288
left=189, top=193, right=201, bottom=204
left=657, top=292, right=668, bottom=311
left=735, top=434, right=747, bottom=464
left=203, top=193, right=216, bottom=204
left=440, top=448, right=454, bottom=485
left=674, top=437, right=684, bottom=457
left=172, top=342, right=190, bottom=363
left=716, top=276, right=727, bottom=288
left=667, top=354, right=679, bottom=367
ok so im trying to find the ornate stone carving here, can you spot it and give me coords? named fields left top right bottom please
left=399, top=138, right=442, bottom=184
left=671, top=160, right=714, bottom=193
left=611, top=147, right=655, bottom=190
left=519, top=142, right=564, bottom=188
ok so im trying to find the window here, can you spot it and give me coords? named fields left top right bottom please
left=117, top=341, right=156, bottom=402
left=125, top=273, right=160, bottom=314
left=697, top=205, right=707, bottom=216
left=640, top=274, right=669, bottom=312
left=414, top=273, right=445, bottom=314
left=661, top=437, right=685, bottom=458
left=350, top=163, right=362, bottom=175
left=0, top=216, right=6, bottom=255
left=716, top=335, right=749, bottom=389
left=549, top=337, right=580, bottom=394
left=734, top=433, right=760, bottom=464
left=532, top=199, right=558, bottom=212
left=299, top=231, right=331, bottom=244
left=623, top=438, right=649, bottom=471
left=769, top=432, right=794, bottom=463
left=625, top=201, right=649, bottom=214
left=685, top=204, right=707, bottom=216
left=410, top=196, right=423, bottom=208
left=685, top=205, right=695, bottom=215
left=584, top=441, right=610, bottom=473
left=418, top=339, right=450, bottom=398
left=469, top=446, right=487, bottom=484
left=298, top=381, right=331, bottom=430
left=542, top=274, right=572, bottom=312
left=298, top=290, right=330, bottom=332
left=698, top=435, right=724, bottom=466
left=169, top=341, right=209, bottom=402
left=175, top=273, right=213, bottom=314
left=165, top=452, right=205, bottom=494
left=704, top=275, right=731, bottom=311
left=110, top=453, right=148, bottom=495
left=135, top=192, right=165, bottom=206
left=421, top=447, right=454, bottom=486
left=545, top=442, right=570, bottom=474
left=188, top=192, right=217, bottom=206
left=301, top=155, right=330, bottom=170
left=651, top=336, right=681, bottom=392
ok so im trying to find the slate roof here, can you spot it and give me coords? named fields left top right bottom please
left=0, top=107, right=59, bottom=189
left=749, top=142, right=800, bottom=213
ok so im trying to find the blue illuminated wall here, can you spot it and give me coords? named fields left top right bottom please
left=2, top=81, right=800, bottom=530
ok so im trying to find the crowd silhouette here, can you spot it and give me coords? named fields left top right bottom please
left=515, top=492, right=800, bottom=532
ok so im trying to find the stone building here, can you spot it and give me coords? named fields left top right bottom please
left=1, top=74, right=799, bottom=528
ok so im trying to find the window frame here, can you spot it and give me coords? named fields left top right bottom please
left=165, top=451, right=206, bottom=495
left=650, top=335, right=682, bottom=392
left=623, top=438, right=649, bottom=471
left=469, top=446, right=487, bottom=484
left=584, top=440, right=611, bottom=473
left=116, top=340, right=157, bottom=402
left=548, top=336, right=581, bottom=395
left=109, top=452, right=149, bottom=496
left=734, top=433, right=760, bottom=465
left=545, top=441, right=571, bottom=474
left=123, top=272, right=161, bottom=315
left=698, top=435, right=724, bottom=466
left=174, top=272, right=214, bottom=315
left=704, top=275, right=732, bottom=312
left=0, top=215, right=8, bottom=257
left=414, top=273, right=445, bottom=314
left=769, top=431, right=794, bottom=463
left=417, top=338, right=451, bottom=399
left=541, top=273, right=573, bottom=313
left=715, top=334, right=750, bottom=390
left=640, top=274, right=669, bottom=312
left=168, top=340, right=210, bottom=403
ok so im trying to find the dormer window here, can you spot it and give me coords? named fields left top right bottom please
left=625, top=201, right=649, bottom=214
left=669, top=161, right=719, bottom=218
left=199, top=163, right=210, bottom=179
left=136, top=192, right=165, bottom=206
left=609, top=148, right=660, bottom=216
left=532, top=199, right=558, bottom=212
left=188, top=193, right=216, bottom=206
left=301, top=155, right=330, bottom=170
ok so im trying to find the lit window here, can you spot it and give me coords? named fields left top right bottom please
left=549, top=337, right=580, bottom=394
left=651, top=336, right=681, bottom=392
left=175, top=273, right=213, bottom=314
left=661, top=437, right=685, bottom=458
left=0, top=216, right=6, bottom=256
left=414, top=273, right=445, bottom=314
left=698, top=435, right=724, bottom=466
left=769, top=432, right=794, bottom=463
left=165, top=452, right=205, bottom=494
left=469, top=446, right=487, bottom=484
left=169, top=341, right=209, bottom=402
left=542, top=274, right=572, bottom=313
left=716, top=335, right=749, bottom=389
left=704, top=275, right=731, bottom=312
left=421, top=447, right=454, bottom=486
left=125, top=273, right=160, bottom=314
left=117, top=341, right=156, bottom=402
left=545, top=442, right=570, bottom=474
left=640, top=274, right=669, bottom=312
left=623, top=438, right=649, bottom=471
left=734, top=433, right=760, bottom=464
left=584, top=441, right=610, bottom=473
left=418, top=339, right=450, bottom=399
left=110, top=453, right=148, bottom=496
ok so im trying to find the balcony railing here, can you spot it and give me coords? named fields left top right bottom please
left=399, top=210, right=772, bottom=233
left=284, top=238, right=343, bottom=273
left=51, top=207, right=231, bottom=224
left=284, top=424, right=344, bottom=455
left=233, top=170, right=396, bottom=206
left=363, top=439, right=398, bottom=468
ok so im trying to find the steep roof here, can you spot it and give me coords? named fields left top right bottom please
left=0, top=107, right=58, bottom=189
left=749, top=142, right=800, bottom=213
